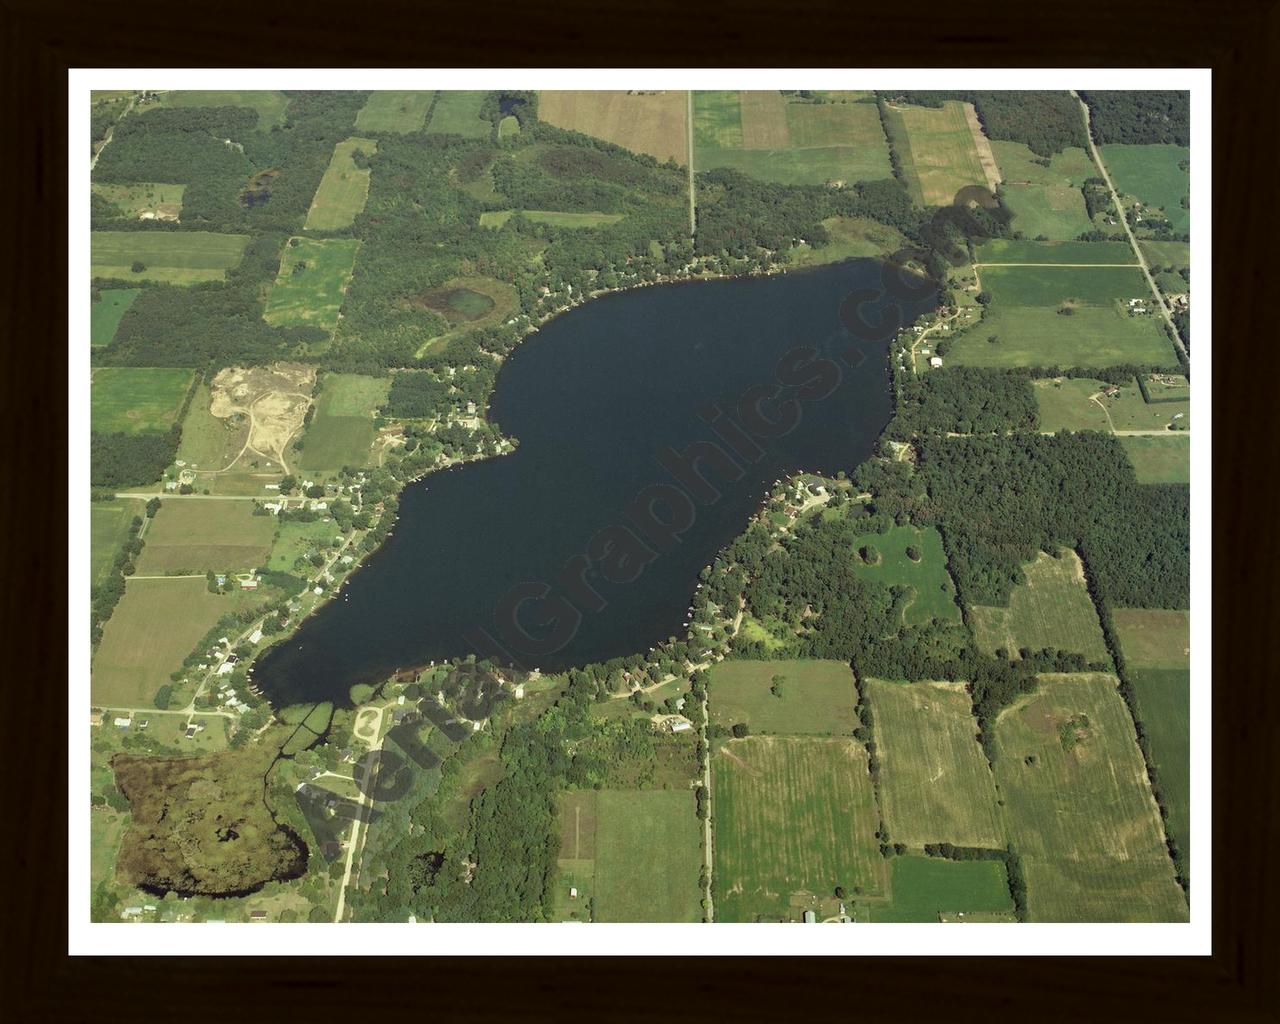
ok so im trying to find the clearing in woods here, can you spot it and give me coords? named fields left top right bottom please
left=1033, top=376, right=1190, bottom=434
left=968, top=549, right=1110, bottom=663
left=479, top=210, right=625, bottom=229
left=150, top=90, right=290, bottom=127
left=538, top=90, right=689, bottom=164
left=848, top=524, right=961, bottom=626
left=786, top=215, right=910, bottom=267
left=425, top=91, right=492, bottom=139
left=989, top=142, right=1096, bottom=240
left=867, top=680, right=1004, bottom=849
left=1113, top=608, right=1191, bottom=877
left=1119, top=435, right=1190, bottom=483
left=693, top=91, right=892, bottom=185
left=133, top=500, right=277, bottom=575
left=304, top=138, right=377, bottom=231
left=295, top=374, right=390, bottom=474
left=91, top=232, right=250, bottom=285
left=264, top=237, right=361, bottom=335
left=91, top=367, right=193, bottom=434
left=993, top=673, right=1187, bottom=921
left=707, top=659, right=858, bottom=735
left=355, top=91, right=433, bottom=133
left=90, top=288, right=141, bottom=347
left=713, top=736, right=888, bottom=922
left=861, top=855, right=1015, bottom=922
left=882, top=100, right=989, bottom=206
left=92, top=182, right=185, bottom=221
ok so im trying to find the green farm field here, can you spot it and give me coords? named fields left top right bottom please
left=263, top=237, right=361, bottom=334
left=426, top=91, right=491, bottom=138
left=1101, top=144, right=1191, bottom=235
left=295, top=374, right=389, bottom=474
left=786, top=216, right=910, bottom=268
left=849, top=525, right=960, bottom=625
left=708, top=659, right=858, bottom=735
left=979, top=264, right=1149, bottom=305
left=975, top=240, right=1135, bottom=265
left=593, top=790, right=702, bottom=922
left=90, top=499, right=143, bottom=589
left=1139, top=240, right=1191, bottom=270
left=355, top=91, right=433, bottom=133
left=969, top=549, right=1110, bottom=663
left=304, top=138, right=376, bottom=231
left=91, top=232, right=249, bottom=285
left=92, top=182, right=185, bottom=221
left=1034, top=377, right=1190, bottom=433
left=1119, top=435, right=1191, bottom=483
left=90, top=289, right=140, bottom=347
left=862, top=855, right=1014, bottom=922
left=92, top=577, right=237, bottom=706
left=713, top=736, right=888, bottom=922
left=1114, top=608, right=1190, bottom=876
left=882, top=100, right=987, bottom=206
left=1001, top=185, right=1094, bottom=240
left=867, top=680, right=1004, bottom=848
left=993, top=673, right=1187, bottom=921
left=153, top=90, right=290, bottom=127
left=694, top=91, right=892, bottom=186
left=134, top=500, right=276, bottom=575
left=91, top=367, right=193, bottom=434
left=991, top=141, right=1093, bottom=186
left=479, top=210, right=625, bottom=229
left=951, top=302, right=1176, bottom=369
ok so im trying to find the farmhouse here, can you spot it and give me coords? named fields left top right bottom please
left=929, top=356, right=943, bottom=368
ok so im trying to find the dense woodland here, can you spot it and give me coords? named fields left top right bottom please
left=889, top=367, right=1039, bottom=437
left=1080, top=91, right=1191, bottom=146
left=881, top=91, right=1088, bottom=156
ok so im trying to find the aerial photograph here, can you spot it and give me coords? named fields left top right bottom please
left=83, top=83, right=1195, bottom=931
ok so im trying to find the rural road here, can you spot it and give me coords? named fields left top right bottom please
left=1072, top=90, right=1188, bottom=363
left=120, top=492, right=261, bottom=500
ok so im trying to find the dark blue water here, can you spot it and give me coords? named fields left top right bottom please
left=254, top=261, right=937, bottom=706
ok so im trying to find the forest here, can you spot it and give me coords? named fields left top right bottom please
left=880, top=91, right=1088, bottom=156
left=1079, top=91, right=1191, bottom=146
left=889, top=367, right=1040, bottom=437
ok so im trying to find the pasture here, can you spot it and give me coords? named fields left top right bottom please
left=990, top=141, right=1093, bottom=187
left=693, top=91, right=892, bottom=185
left=479, top=209, right=625, bottom=229
left=883, top=100, right=988, bottom=206
left=1034, top=377, right=1190, bottom=434
left=1120, top=435, right=1191, bottom=483
left=91, top=577, right=235, bottom=706
left=863, top=855, right=1014, bottom=922
left=295, top=373, right=389, bottom=474
left=92, top=182, right=185, bottom=221
left=969, top=549, right=1110, bottom=663
left=355, top=91, right=433, bottom=133
left=867, top=680, right=1004, bottom=848
left=539, top=90, right=688, bottom=164
left=263, top=237, right=361, bottom=334
left=713, top=736, right=888, bottom=922
left=91, top=367, right=193, bottom=434
left=90, top=289, right=140, bottom=347
left=153, top=90, right=290, bottom=127
left=993, top=673, right=1187, bottom=921
left=134, top=500, right=277, bottom=575
left=1000, top=184, right=1093, bottom=240
left=425, top=91, right=491, bottom=138
left=975, top=239, right=1135, bottom=265
left=707, top=659, right=858, bottom=735
left=593, top=790, right=702, bottom=922
left=1114, top=609, right=1190, bottom=875
left=849, top=525, right=960, bottom=625
left=979, top=264, right=1149, bottom=306
left=1100, top=144, right=1191, bottom=235
left=304, top=138, right=376, bottom=231
left=90, top=498, right=143, bottom=589
left=787, top=216, right=910, bottom=268
left=91, top=231, right=249, bottom=285
left=1139, top=240, right=1191, bottom=270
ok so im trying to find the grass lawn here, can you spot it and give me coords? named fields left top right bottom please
left=592, top=789, right=702, bottom=922
left=90, top=289, right=140, bottom=347
left=154, top=90, right=291, bottom=127
left=883, top=100, right=987, bottom=206
left=1120, top=435, right=1191, bottom=483
left=849, top=525, right=960, bottom=625
left=479, top=209, right=625, bottom=229
left=707, top=659, right=857, bottom=735
left=267, top=516, right=337, bottom=572
left=1100, top=143, right=1191, bottom=235
left=714, top=736, right=888, bottom=921
left=975, top=239, right=1135, bottom=265
left=862, top=855, right=1013, bottom=922
left=92, top=182, right=185, bottom=221
left=426, top=91, right=491, bottom=138
left=498, top=116, right=520, bottom=140
left=91, top=232, right=249, bottom=285
left=295, top=374, right=389, bottom=474
left=867, top=680, right=1004, bottom=848
left=787, top=216, right=910, bottom=268
left=91, top=499, right=143, bottom=590
left=91, top=367, right=193, bottom=434
left=92, top=577, right=239, bottom=706
left=539, top=90, right=688, bottom=164
left=694, top=91, right=891, bottom=185
left=1113, top=609, right=1190, bottom=877
left=263, top=237, right=361, bottom=334
left=993, top=673, right=1187, bottom=921
left=355, top=91, right=433, bottom=133
left=969, top=549, right=1110, bottom=663
left=134, top=500, right=277, bottom=575
left=304, top=138, right=376, bottom=231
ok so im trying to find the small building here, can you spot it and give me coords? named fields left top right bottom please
left=803, top=910, right=817, bottom=924
left=569, top=887, right=579, bottom=899
left=249, top=910, right=268, bottom=921
left=929, top=356, right=943, bottom=368
left=314, top=585, right=324, bottom=596
left=113, top=716, right=131, bottom=729
left=240, top=578, right=259, bottom=591
left=669, top=720, right=693, bottom=734
left=248, top=628, right=263, bottom=644
left=89, top=711, right=103, bottom=727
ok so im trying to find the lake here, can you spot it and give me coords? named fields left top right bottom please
left=254, top=260, right=938, bottom=706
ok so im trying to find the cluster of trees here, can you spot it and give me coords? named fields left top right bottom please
left=922, top=843, right=1028, bottom=921
left=889, top=367, right=1040, bottom=437
left=881, top=91, right=1088, bottom=156
left=90, top=512, right=145, bottom=643
left=90, top=430, right=178, bottom=488
left=1080, top=91, right=1190, bottom=146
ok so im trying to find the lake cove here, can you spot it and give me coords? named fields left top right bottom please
left=254, top=261, right=938, bottom=706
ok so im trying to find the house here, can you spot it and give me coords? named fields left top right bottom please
left=314, top=585, right=324, bottom=595
left=803, top=910, right=817, bottom=923
left=113, top=716, right=131, bottom=729
left=929, top=356, right=943, bottom=368
left=249, top=910, right=268, bottom=921
left=669, top=719, right=693, bottom=734
left=240, top=578, right=259, bottom=591
left=89, top=711, right=103, bottom=727
left=248, top=628, right=263, bottom=644
left=264, top=483, right=280, bottom=491
left=185, top=726, right=197, bottom=738
left=216, top=661, right=236, bottom=676
left=569, top=887, right=579, bottom=899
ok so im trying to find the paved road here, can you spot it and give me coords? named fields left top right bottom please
left=1072, top=90, right=1188, bottom=363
